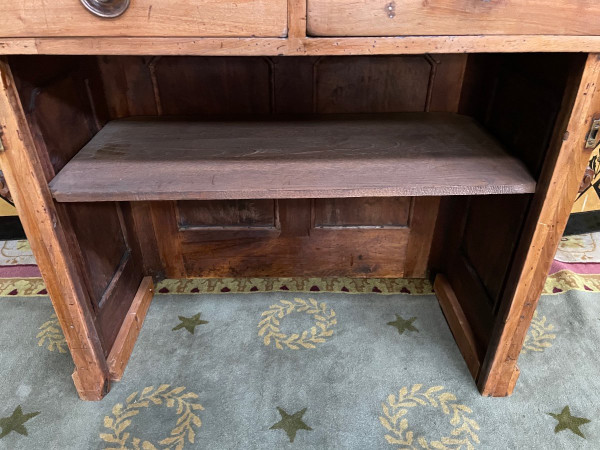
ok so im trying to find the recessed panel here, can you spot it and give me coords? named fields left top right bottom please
left=316, top=56, right=431, bottom=113
left=154, top=57, right=272, bottom=115
left=177, top=200, right=276, bottom=229
left=314, top=198, right=411, bottom=228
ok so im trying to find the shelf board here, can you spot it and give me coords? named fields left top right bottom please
left=49, top=113, right=536, bottom=202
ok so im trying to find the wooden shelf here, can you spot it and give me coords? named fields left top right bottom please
left=49, top=113, right=536, bottom=202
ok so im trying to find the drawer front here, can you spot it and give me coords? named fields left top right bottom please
left=0, top=0, right=287, bottom=38
left=307, top=0, right=600, bottom=36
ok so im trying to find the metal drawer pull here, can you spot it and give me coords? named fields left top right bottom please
left=80, top=0, right=130, bottom=18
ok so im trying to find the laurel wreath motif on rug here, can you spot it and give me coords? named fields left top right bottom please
left=258, top=298, right=336, bottom=350
left=100, top=385, right=204, bottom=450
left=521, top=311, right=556, bottom=354
left=379, top=384, right=480, bottom=449
left=36, top=313, right=67, bottom=353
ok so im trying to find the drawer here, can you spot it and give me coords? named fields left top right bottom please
left=307, top=0, right=600, bottom=36
left=0, top=0, right=287, bottom=38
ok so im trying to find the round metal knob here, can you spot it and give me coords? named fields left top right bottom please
left=80, top=0, right=130, bottom=18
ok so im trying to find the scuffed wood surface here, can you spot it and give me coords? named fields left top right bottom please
left=308, top=0, right=600, bottom=36
left=107, top=277, right=154, bottom=381
left=49, top=113, right=536, bottom=202
left=3, top=36, right=600, bottom=56
left=0, top=0, right=287, bottom=38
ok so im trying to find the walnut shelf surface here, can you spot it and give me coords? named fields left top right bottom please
left=49, top=113, right=536, bottom=202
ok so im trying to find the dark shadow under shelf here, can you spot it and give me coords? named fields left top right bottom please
left=49, top=113, right=536, bottom=202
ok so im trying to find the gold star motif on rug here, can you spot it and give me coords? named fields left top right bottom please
left=172, top=313, right=208, bottom=334
left=0, top=405, right=40, bottom=439
left=270, top=407, right=312, bottom=443
left=387, top=314, right=418, bottom=335
left=548, top=406, right=591, bottom=438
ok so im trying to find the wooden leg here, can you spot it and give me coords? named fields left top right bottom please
left=478, top=53, right=600, bottom=396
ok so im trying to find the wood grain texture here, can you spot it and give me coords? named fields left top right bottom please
left=434, top=274, right=481, bottom=379
left=461, top=195, right=530, bottom=311
left=430, top=196, right=496, bottom=349
left=107, top=277, right=154, bottom=381
left=288, top=0, right=307, bottom=39
left=3, top=36, right=600, bottom=56
left=152, top=57, right=273, bottom=115
left=150, top=195, right=439, bottom=279
left=314, top=56, right=431, bottom=113
left=49, top=114, right=536, bottom=202
left=67, top=202, right=128, bottom=308
left=122, top=201, right=164, bottom=279
left=0, top=59, right=110, bottom=400
left=177, top=200, right=276, bottom=229
left=9, top=56, right=104, bottom=174
left=478, top=53, right=600, bottom=397
left=313, top=198, right=411, bottom=228
left=92, top=55, right=456, bottom=281
left=307, top=0, right=600, bottom=37
left=95, top=252, right=143, bottom=354
left=403, top=197, right=440, bottom=278
left=151, top=202, right=186, bottom=278
left=180, top=227, right=412, bottom=278
left=0, top=0, right=287, bottom=38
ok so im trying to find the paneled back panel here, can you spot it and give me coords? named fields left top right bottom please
left=96, top=55, right=468, bottom=278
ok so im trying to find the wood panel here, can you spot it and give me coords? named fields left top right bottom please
left=430, top=53, right=593, bottom=396
left=479, top=53, right=600, bottom=397
left=107, top=277, right=154, bottom=381
left=96, top=253, right=143, bottom=355
left=461, top=196, right=530, bottom=311
left=180, top=221, right=412, bottom=278
left=434, top=274, right=481, bottom=379
left=432, top=197, right=496, bottom=352
left=97, top=55, right=467, bottom=118
left=49, top=114, right=536, bottom=202
left=138, top=196, right=440, bottom=279
left=403, top=197, right=440, bottom=278
left=97, top=56, right=159, bottom=118
left=173, top=196, right=438, bottom=278
left=273, top=57, right=318, bottom=114
left=7, top=55, right=149, bottom=398
left=120, top=201, right=163, bottom=279
left=0, top=0, right=287, bottom=38
left=3, top=36, right=600, bottom=57
left=66, top=202, right=128, bottom=308
left=315, top=56, right=431, bottom=113
left=314, top=198, right=411, bottom=227
left=0, top=58, right=110, bottom=400
left=307, top=0, right=600, bottom=37
left=448, top=53, right=579, bottom=315
left=461, top=53, right=576, bottom=178
left=152, top=57, right=273, bottom=115
left=9, top=56, right=105, bottom=173
left=177, top=200, right=277, bottom=229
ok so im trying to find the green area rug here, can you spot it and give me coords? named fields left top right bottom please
left=0, top=287, right=599, bottom=449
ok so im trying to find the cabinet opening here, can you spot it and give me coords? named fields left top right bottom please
left=6, top=53, right=587, bottom=282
